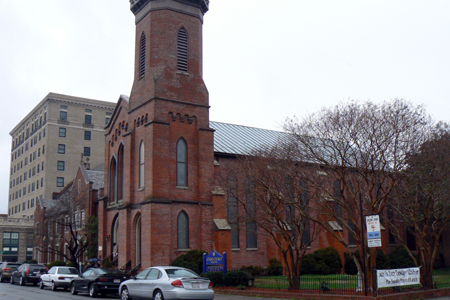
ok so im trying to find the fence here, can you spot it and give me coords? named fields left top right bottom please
left=214, top=267, right=450, bottom=297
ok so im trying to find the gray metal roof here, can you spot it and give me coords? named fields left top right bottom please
left=86, top=170, right=105, bottom=190
left=210, top=121, right=289, bottom=156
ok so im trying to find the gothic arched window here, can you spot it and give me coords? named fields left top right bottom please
left=139, top=33, right=146, bottom=78
left=109, top=157, right=117, bottom=203
left=177, top=28, right=188, bottom=72
left=118, top=145, right=124, bottom=200
left=178, top=211, right=189, bottom=249
left=228, top=176, right=239, bottom=248
left=176, top=138, right=188, bottom=186
left=139, top=141, right=145, bottom=189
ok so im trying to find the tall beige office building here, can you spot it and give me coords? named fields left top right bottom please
left=8, top=93, right=116, bottom=218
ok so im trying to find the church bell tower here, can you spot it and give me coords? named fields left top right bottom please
left=129, top=0, right=210, bottom=110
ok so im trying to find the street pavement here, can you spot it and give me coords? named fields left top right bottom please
left=0, top=281, right=447, bottom=300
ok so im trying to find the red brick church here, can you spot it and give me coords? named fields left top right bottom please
left=98, top=0, right=225, bottom=271
left=95, top=0, right=397, bottom=272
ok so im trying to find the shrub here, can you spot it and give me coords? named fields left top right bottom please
left=388, top=246, right=416, bottom=268
left=66, top=262, right=74, bottom=267
left=24, top=259, right=37, bottom=264
left=223, top=270, right=249, bottom=286
left=344, top=251, right=359, bottom=275
left=240, top=265, right=264, bottom=277
left=301, top=254, right=316, bottom=274
left=203, top=271, right=223, bottom=286
left=267, top=258, right=283, bottom=276
left=172, top=249, right=206, bottom=275
left=47, top=260, right=66, bottom=269
left=103, top=256, right=113, bottom=268
left=376, top=249, right=390, bottom=269
left=313, top=247, right=342, bottom=274
left=345, top=249, right=393, bottom=275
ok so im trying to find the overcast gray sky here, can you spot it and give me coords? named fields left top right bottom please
left=1, top=0, right=450, bottom=214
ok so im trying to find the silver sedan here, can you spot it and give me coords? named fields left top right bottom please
left=119, top=266, right=214, bottom=300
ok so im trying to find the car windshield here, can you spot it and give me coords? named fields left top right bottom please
left=59, top=268, right=79, bottom=274
left=165, top=268, right=199, bottom=278
left=8, top=266, right=20, bottom=270
left=6, top=264, right=21, bottom=268
left=96, top=268, right=124, bottom=275
left=30, top=266, right=46, bottom=272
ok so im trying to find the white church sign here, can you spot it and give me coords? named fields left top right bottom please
left=377, top=267, right=421, bottom=288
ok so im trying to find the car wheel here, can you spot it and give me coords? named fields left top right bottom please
left=70, top=283, right=78, bottom=295
left=154, top=290, right=164, bottom=300
left=89, top=284, right=97, bottom=297
left=51, top=281, right=57, bottom=291
left=39, top=279, right=44, bottom=289
left=19, top=276, right=25, bottom=286
left=121, top=287, right=131, bottom=300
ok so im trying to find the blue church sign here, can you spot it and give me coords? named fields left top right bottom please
left=206, top=251, right=223, bottom=265
left=203, top=251, right=227, bottom=274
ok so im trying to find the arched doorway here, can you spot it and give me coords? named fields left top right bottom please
left=111, top=215, right=119, bottom=263
left=136, top=216, right=141, bottom=265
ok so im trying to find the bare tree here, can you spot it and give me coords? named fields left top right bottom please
left=231, top=142, right=322, bottom=289
left=36, top=183, right=94, bottom=269
left=387, top=122, right=450, bottom=288
left=283, top=99, right=432, bottom=290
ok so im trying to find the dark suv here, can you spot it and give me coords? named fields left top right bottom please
left=10, top=263, right=47, bottom=286
left=0, top=262, right=22, bottom=282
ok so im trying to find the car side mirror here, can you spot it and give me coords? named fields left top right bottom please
left=78, top=274, right=83, bottom=277
left=131, top=276, right=136, bottom=280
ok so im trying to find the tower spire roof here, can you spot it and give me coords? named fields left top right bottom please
left=130, top=0, right=209, bottom=15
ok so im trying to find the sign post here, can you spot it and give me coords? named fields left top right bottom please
left=366, top=215, right=382, bottom=248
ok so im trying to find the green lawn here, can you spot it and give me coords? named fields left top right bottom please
left=251, top=269, right=450, bottom=290
left=253, top=274, right=359, bottom=290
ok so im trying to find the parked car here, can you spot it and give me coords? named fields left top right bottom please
left=0, top=262, right=22, bottom=282
left=10, top=263, right=47, bottom=286
left=70, top=268, right=127, bottom=297
left=118, top=266, right=214, bottom=300
left=39, top=266, right=80, bottom=291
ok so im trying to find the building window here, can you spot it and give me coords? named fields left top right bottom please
left=80, top=211, right=85, bottom=228
left=139, top=32, right=146, bottom=78
left=59, top=128, right=66, bottom=137
left=57, top=177, right=64, bottom=187
left=246, top=179, right=257, bottom=249
left=85, top=115, right=92, bottom=124
left=106, top=118, right=111, bottom=125
left=57, top=161, right=65, bottom=171
left=84, top=147, right=91, bottom=157
left=228, top=177, right=239, bottom=248
left=84, top=131, right=91, bottom=140
left=109, top=157, right=117, bottom=203
left=177, top=28, right=188, bottom=72
left=176, top=138, right=188, bottom=186
left=58, top=144, right=66, bottom=154
left=177, top=211, right=189, bottom=249
left=85, top=109, right=92, bottom=113
left=60, top=105, right=67, bottom=109
left=117, top=145, right=124, bottom=200
left=42, top=145, right=45, bottom=154
left=60, top=111, right=67, bottom=121
left=139, top=141, right=145, bottom=188
left=300, top=179, right=311, bottom=245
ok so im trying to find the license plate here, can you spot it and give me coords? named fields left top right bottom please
left=114, top=279, right=121, bottom=283
left=192, top=283, right=201, bottom=288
